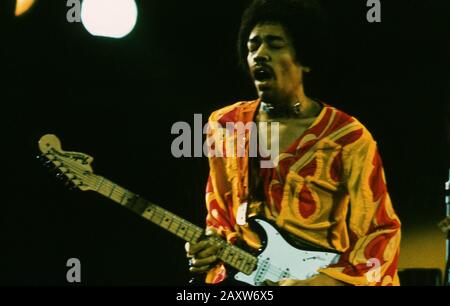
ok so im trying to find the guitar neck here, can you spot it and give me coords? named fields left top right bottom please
left=91, top=175, right=257, bottom=275
left=93, top=175, right=204, bottom=243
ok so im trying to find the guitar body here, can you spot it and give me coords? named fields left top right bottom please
left=232, top=219, right=340, bottom=285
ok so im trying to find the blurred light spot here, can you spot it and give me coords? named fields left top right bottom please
left=81, top=0, right=138, bottom=39
left=15, top=0, right=36, bottom=16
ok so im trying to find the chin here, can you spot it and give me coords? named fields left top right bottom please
left=260, top=93, right=278, bottom=104
left=258, top=89, right=273, bottom=102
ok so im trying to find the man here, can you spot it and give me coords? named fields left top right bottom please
left=186, top=0, right=401, bottom=286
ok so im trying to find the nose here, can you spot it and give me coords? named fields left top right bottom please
left=252, top=44, right=270, bottom=64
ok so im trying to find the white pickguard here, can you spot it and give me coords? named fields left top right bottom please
left=234, top=219, right=340, bottom=286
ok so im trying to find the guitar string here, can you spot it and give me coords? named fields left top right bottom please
left=63, top=161, right=293, bottom=280
left=54, top=157, right=202, bottom=237
left=53, top=156, right=296, bottom=280
left=59, top=158, right=293, bottom=280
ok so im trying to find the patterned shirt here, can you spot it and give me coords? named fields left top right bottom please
left=204, top=99, right=401, bottom=286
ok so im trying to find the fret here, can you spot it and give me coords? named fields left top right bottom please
left=97, top=178, right=117, bottom=202
left=150, top=208, right=158, bottom=220
left=235, top=258, right=245, bottom=271
left=111, top=189, right=122, bottom=203
left=167, top=218, right=185, bottom=237
left=192, top=230, right=202, bottom=242
left=180, top=221, right=192, bottom=235
left=95, top=176, right=105, bottom=191
left=177, top=222, right=187, bottom=238
left=238, top=254, right=250, bottom=271
left=149, top=209, right=158, bottom=223
left=96, top=177, right=108, bottom=195
left=101, top=179, right=112, bottom=197
left=172, top=218, right=182, bottom=235
left=168, top=218, right=179, bottom=233
left=175, top=220, right=187, bottom=237
left=220, top=246, right=230, bottom=262
left=161, top=213, right=173, bottom=230
left=120, top=190, right=128, bottom=206
left=183, top=228, right=193, bottom=241
left=154, top=209, right=165, bottom=225
left=234, top=253, right=243, bottom=270
left=116, top=188, right=131, bottom=205
left=235, top=256, right=243, bottom=269
left=177, top=221, right=189, bottom=238
left=108, top=183, right=116, bottom=198
left=142, top=206, right=155, bottom=221
left=186, top=228, right=200, bottom=243
left=227, top=248, right=236, bottom=265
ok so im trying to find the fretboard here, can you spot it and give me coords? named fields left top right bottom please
left=93, top=175, right=203, bottom=243
left=91, top=175, right=257, bottom=275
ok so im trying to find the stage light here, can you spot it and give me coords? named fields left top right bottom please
left=15, top=0, right=36, bottom=16
left=81, top=0, right=138, bottom=39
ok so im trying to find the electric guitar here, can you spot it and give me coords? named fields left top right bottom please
left=38, top=134, right=340, bottom=286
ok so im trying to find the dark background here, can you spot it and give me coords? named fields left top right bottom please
left=1, top=0, right=449, bottom=285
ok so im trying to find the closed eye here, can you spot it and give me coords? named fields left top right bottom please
left=248, top=42, right=260, bottom=52
left=269, top=41, right=286, bottom=49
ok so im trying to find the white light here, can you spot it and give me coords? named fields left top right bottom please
left=81, top=0, right=138, bottom=39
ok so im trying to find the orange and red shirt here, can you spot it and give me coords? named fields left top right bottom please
left=204, top=99, right=401, bottom=286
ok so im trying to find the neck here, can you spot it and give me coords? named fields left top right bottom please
left=260, top=91, right=319, bottom=119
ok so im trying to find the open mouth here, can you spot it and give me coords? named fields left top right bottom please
left=253, top=66, right=273, bottom=82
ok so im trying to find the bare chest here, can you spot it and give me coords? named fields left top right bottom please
left=258, top=117, right=316, bottom=153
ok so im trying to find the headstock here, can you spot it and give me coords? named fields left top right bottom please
left=37, top=134, right=98, bottom=191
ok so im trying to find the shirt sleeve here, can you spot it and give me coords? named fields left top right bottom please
left=318, top=129, right=401, bottom=286
left=202, top=115, right=238, bottom=284
left=202, top=114, right=261, bottom=284
left=203, top=174, right=233, bottom=284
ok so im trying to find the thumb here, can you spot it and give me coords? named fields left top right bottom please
left=205, top=228, right=215, bottom=236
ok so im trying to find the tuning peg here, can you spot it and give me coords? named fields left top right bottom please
left=48, top=166, right=57, bottom=173
left=38, top=155, right=50, bottom=165
left=44, top=160, right=54, bottom=168
left=55, top=172, right=66, bottom=180
left=65, top=180, right=76, bottom=190
left=36, top=154, right=45, bottom=162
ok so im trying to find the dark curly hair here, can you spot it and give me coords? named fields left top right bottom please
left=237, top=0, right=330, bottom=73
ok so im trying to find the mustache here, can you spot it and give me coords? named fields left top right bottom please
left=251, top=64, right=274, bottom=81
left=251, top=64, right=274, bottom=73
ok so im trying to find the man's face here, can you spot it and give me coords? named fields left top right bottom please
left=247, top=23, right=304, bottom=104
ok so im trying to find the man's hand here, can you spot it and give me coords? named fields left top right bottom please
left=264, top=274, right=348, bottom=286
left=185, top=231, right=221, bottom=273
